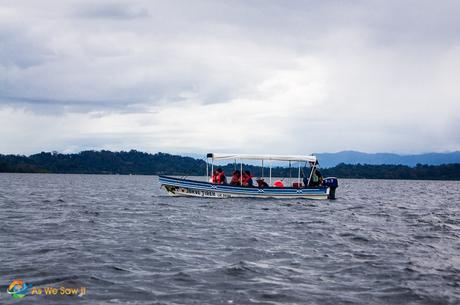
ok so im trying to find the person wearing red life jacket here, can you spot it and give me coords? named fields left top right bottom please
left=230, top=170, right=241, bottom=186
left=212, top=168, right=227, bottom=184
left=211, top=170, right=218, bottom=183
left=242, top=170, right=254, bottom=187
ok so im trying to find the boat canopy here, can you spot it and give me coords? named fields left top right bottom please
left=206, top=153, right=317, bottom=163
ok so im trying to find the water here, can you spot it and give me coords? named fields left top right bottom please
left=1, top=173, right=459, bottom=305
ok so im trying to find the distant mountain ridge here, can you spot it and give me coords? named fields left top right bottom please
left=315, top=151, right=460, bottom=168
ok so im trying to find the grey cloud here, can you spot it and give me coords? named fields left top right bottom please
left=76, top=2, right=149, bottom=20
left=0, top=0, right=459, bottom=153
left=0, top=27, right=55, bottom=69
left=0, top=81, right=172, bottom=115
left=0, top=94, right=129, bottom=109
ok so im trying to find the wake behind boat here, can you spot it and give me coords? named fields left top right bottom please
left=159, top=153, right=338, bottom=200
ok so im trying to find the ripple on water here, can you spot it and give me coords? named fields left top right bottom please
left=0, top=174, right=459, bottom=305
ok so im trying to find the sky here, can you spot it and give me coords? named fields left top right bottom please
left=1, top=0, right=459, bottom=156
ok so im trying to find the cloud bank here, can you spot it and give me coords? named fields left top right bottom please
left=1, top=0, right=459, bottom=155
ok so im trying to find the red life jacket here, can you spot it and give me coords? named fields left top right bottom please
left=242, top=174, right=252, bottom=186
left=217, top=172, right=224, bottom=184
left=213, top=172, right=225, bottom=184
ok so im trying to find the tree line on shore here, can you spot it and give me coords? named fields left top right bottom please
left=0, top=150, right=459, bottom=180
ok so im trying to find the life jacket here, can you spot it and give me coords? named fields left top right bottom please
left=242, top=174, right=252, bottom=186
left=312, top=172, right=319, bottom=182
left=213, top=172, right=225, bottom=184
left=311, top=170, right=323, bottom=186
left=273, top=180, right=284, bottom=188
left=230, top=174, right=240, bottom=185
left=217, top=172, right=225, bottom=184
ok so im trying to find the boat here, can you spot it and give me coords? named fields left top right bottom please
left=159, top=153, right=338, bottom=200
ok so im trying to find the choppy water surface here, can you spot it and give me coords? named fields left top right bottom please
left=1, top=174, right=459, bottom=305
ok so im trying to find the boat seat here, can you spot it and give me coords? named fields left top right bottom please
left=292, top=182, right=302, bottom=188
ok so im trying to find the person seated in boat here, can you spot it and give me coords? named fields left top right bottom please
left=311, top=168, right=323, bottom=186
left=256, top=178, right=269, bottom=188
left=306, top=162, right=323, bottom=187
left=242, top=170, right=254, bottom=187
left=212, top=168, right=227, bottom=184
left=230, top=170, right=241, bottom=186
left=210, top=170, right=217, bottom=183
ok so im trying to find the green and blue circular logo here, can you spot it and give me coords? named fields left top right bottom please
left=7, top=280, right=31, bottom=299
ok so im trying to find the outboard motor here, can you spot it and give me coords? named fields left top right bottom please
left=323, top=177, right=338, bottom=199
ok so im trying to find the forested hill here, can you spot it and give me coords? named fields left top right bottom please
left=0, top=150, right=459, bottom=180
left=0, top=150, right=205, bottom=175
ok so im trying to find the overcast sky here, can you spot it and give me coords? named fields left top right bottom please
left=1, top=0, right=459, bottom=155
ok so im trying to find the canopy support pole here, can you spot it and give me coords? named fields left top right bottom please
left=269, top=161, right=272, bottom=186
left=298, top=162, right=301, bottom=187
left=261, top=160, right=264, bottom=179
left=211, top=160, right=214, bottom=182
